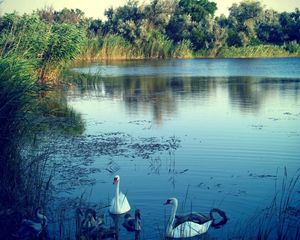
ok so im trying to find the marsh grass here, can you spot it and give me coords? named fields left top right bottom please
left=81, top=34, right=195, bottom=60
left=218, top=45, right=300, bottom=58
left=0, top=56, right=54, bottom=239
left=230, top=168, right=300, bottom=240
left=0, top=56, right=85, bottom=238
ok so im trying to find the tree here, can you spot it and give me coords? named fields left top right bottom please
left=279, top=9, right=300, bottom=43
left=143, top=0, right=178, bottom=31
left=227, top=0, right=264, bottom=46
left=166, top=0, right=217, bottom=50
left=103, top=1, right=144, bottom=42
left=179, top=0, right=217, bottom=22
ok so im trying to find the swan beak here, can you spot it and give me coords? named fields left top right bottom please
left=164, top=199, right=172, bottom=205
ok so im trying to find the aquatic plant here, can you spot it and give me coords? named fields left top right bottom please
left=230, top=168, right=300, bottom=239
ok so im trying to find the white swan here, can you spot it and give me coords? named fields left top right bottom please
left=164, top=198, right=212, bottom=238
left=109, top=175, right=131, bottom=214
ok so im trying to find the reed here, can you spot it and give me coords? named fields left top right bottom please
left=218, top=45, right=300, bottom=58
left=96, top=34, right=141, bottom=60
left=0, top=56, right=54, bottom=238
left=172, top=40, right=193, bottom=58
left=231, top=168, right=300, bottom=239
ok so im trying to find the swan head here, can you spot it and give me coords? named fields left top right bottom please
left=113, top=175, right=120, bottom=185
left=35, top=207, right=48, bottom=226
left=164, top=198, right=178, bottom=206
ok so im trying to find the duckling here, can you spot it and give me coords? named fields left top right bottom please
left=122, top=209, right=141, bottom=232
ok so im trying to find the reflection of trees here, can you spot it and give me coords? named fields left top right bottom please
left=227, top=77, right=262, bottom=112
left=68, top=73, right=217, bottom=124
left=227, top=77, right=300, bottom=112
left=68, top=71, right=300, bottom=122
left=40, top=88, right=85, bottom=135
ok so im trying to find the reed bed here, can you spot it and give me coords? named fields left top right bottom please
left=218, top=45, right=300, bottom=58
left=230, top=168, right=300, bottom=240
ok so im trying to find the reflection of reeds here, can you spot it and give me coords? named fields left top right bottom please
left=231, top=168, right=300, bottom=239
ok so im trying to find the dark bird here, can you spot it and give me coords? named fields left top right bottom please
left=76, top=208, right=116, bottom=239
left=15, top=207, right=48, bottom=240
left=122, top=209, right=141, bottom=232
left=175, top=208, right=228, bottom=229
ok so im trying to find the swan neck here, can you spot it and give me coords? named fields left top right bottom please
left=115, top=180, right=120, bottom=210
left=167, top=201, right=177, bottom=234
left=36, top=211, right=48, bottom=226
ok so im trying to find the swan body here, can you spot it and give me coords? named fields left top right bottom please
left=175, top=212, right=211, bottom=227
left=164, top=198, right=212, bottom=238
left=122, top=209, right=141, bottom=232
left=109, top=175, right=130, bottom=215
left=17, top=208, right=48, bottom=239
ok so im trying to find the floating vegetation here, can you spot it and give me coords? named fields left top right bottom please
left=43, top=133, right=181, bottom=191
left=248, top=173, right=277, bottom=179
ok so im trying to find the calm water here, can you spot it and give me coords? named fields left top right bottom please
left=62, top=58, right=300, bottom=239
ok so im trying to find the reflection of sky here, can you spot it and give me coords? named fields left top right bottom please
left=66, top=59, right=300, bottom=239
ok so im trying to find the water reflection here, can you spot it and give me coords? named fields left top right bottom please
left=67, top=71, right=300, bottom=124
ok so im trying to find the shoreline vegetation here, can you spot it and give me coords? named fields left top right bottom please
left=0, top=1, right=299, bottom=80
left=0, top=0, right=300, bottom=239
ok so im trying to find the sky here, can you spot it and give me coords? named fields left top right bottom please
left=0, top=0, right=299, bottom=19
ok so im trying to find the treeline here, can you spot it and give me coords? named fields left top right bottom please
left=1, top=0, right=300, bottom=62
left=92, top=0, right=300, bottom=58
left=37, top=0, right=300, bottom=58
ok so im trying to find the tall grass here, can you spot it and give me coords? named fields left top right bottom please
left=82, top=38, right=300, bottom=60
left=218, top=45, right=300, bottom=58
left=231, top=168, right=300, bottom=239
left=81, top=33, right=196, bottom=60
left=138, top=30, right=173, bottom=59
left=0, top=58, right=85, bottom=239
left=0, top=13, right=87, bottom=83
left=172, top=40, right=193, bottom=58
left=97, top=34, right=141, bottom=60
left=0, top=56, right=54, bottom=238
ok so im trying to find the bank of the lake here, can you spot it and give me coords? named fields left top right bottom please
left=80, top=41, right=300, bottom=61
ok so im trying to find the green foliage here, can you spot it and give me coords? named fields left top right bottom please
left=229, top=1, right=263, bottom=23
left=284, top=41, right=300, bottom=54
left=103, top=0, right=144, bottom=42
left=0, top=56, right=38, bottom=206
left=139, top=30, right=173, bottom=58
left=172, top=40, right=193, bottom=58
left=0, top=13, right=87, bottom=81
left=43, top=23, right=87, bottom=63
left=143, top=0, right=177, bottom=31
left=179, top=0, right=217, bottom=21
left=36, top=6, right=88, bottom=27
left=0, top=13, right=50, bottom=59
left=218, top=45, right=293, bottom=57
left=2, top=2, right=300, bottom=62
left=99, top=34, right=139, bottom=59
left=166, top=13, right=192, bottom=43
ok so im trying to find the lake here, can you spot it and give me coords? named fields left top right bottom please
left=56, top=58, right=300, bottom=239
